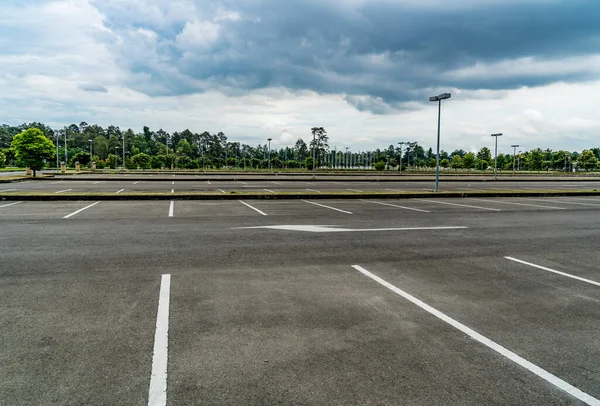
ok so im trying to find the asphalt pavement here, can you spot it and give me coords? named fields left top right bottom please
left=2, top=177, right=600, bottom=195
left=1, top=197, right=600, bottom=405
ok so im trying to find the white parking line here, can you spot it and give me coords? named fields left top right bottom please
left=93, top=181, right=103, bottom=184
left=171, top=189, right=174, bottom=194
left=264, top=189, right=275, bottom=193
left=171, top=181, right=174, bottom=185
left=0, top=189, right=17, bottom=193
left=352, top=264, right=600, bottom=406
left=116, top=189, right=125, bottom=194
left=0, top=201, right=22, bottom=208
left=148, top=274, right=171, bottom=406
left=415, top=199, right=501, bottom=211
left=238, top=181, right=248, bottom=185
left=207, top=181, right=212, bottom=185
left=361, top=199, right=430, bottom=213
left=467, top=198, right=565, bottom=210
left=301, top=200, right=353, bottom=214
left=219, top=189, right=226, bottom=194
left=306, top=189, right=322, bottom=193
left=523, top=198, right=600, bottom=207
left=560, top=196, right=600, bottom=202
left=271, top=181, right=283, bottom=185
left=239, top=200, right=268, bottom=216
left=55, top=189, right=73, bottom=194
left=347, top=189, right=363, bottom=192
left=63, top=201, right=100, bottom=219
left=505, top=257, right=600, bottom=288
left=168, top=201, right=174, bottom=217
left=133, top=181, right=141, bottom=185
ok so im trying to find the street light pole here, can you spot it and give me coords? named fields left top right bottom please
left=55, top=131, right=59, bottom=172
left=429, top=93, right=451, bottom=192
left=511, top=144, right=519, bottom=176
left=115, top=147, right=119, bottom=169
left=491, top=133, right=502, bottom=179
left=345, top=147, right=349, bottom=169
left=267, top=138, right=272, bottom=173
left=88, top=139, right=93, bottom=167
left=311, top=132, right=316, bottom=179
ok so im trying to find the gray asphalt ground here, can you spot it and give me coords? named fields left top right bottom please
left=2, top=177, right=600, bottom=194
left=2, top=196, right=600, bottom=405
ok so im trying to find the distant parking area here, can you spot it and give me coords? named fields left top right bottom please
left=1, top=197, right=600, bottom=404
left=2, top=177, right=600, bottom=195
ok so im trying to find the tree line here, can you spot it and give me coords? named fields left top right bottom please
left=1, top=122, right=599, bottom=171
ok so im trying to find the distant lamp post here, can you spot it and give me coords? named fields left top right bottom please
left=511, top=144, right=519, bottom=176
left=345, top=147, right=349, bottom=169
left=55, top=131, right=59, bottom=172
left=311, top=132, right=316, bottom=179
left=518, top=151, right=522, bottom=172
left=114, top=147, right=119, bottom=169
left=429, top=92, right=451, bottom=192
left=88, top=139, right=93, bottom=167
left=491, top=133, right=502, bottom=179
left=267, top=138, right=272, bottom=173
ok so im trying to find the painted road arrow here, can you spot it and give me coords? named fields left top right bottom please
left=233, top=225, right=467, bottom=233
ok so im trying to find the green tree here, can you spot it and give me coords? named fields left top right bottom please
left=0, top=151, right=5, bottom=168
left=93, top=135, right=109, bottom=160
left=440, top=158, right=450, bottom=168
left=529, top=148, right=544, bottom=171
left=462, top=152, right=476, bottom=169
left=373, top=161, right=386, bottom=171
left=451, top=154, right=463, bottom=169
left=309, top=127, right=328, bottom=160
left=131, top=153, right=151, bottom=169
left=578, top=150, right=598, bottom=171
left=11, top=128, right=55, bottom=176
left=477, top=147, right=492, bottom=168
left=177, top=139, right=193, bottom=157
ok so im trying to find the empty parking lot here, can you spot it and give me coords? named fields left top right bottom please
left=1, top=194, right=600, bottom=405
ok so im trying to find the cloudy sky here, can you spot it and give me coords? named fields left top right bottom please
left=1, top=0, right=599, bottom=153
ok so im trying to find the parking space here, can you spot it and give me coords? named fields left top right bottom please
left=2, top=195, right=600, bottom=404
left=0, top=260, right=161, bottom=405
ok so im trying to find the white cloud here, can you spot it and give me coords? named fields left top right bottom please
left=176, top=20, right=220, bottom=50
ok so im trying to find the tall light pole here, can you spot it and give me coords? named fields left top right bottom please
left=114, top=147, right=119, bottom=169
left=267, top=138, right=272, bottom=173
left=491, top=133, right=502, bottom=179
left=398, top=142, right=406, bottom=173
left=311, top=132, right=316, bottom=179
left=429, top=93, right=451, bottom=192
left=122, top=133, right=126, bottom=170
left=64, top=130, right=67, bottom=166
left=345, top=147, right=349, bottom=169
left=511, top=144, right=519, bottom=176
left=88, top=139, right=93, bottom=167
left=518, top=151, right=522, bottom=172
left=55, top=131, right=59, bottom=172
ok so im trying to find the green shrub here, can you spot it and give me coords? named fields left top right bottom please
left=374, top=161, right=386, bottom=171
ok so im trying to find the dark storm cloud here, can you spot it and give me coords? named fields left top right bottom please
left=104, top=0, right=600, bottom=111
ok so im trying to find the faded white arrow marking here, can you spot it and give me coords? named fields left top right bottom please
left=233, top=225, right=467, bottom=233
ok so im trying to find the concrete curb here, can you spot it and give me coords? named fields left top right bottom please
left=2, top=190, right=600, bottom=201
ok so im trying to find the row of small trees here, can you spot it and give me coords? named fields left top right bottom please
left=2, top=123, right=599, bottom=172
